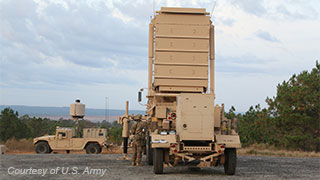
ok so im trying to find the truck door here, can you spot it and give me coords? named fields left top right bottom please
left=56, top=131, right=70, bottom=148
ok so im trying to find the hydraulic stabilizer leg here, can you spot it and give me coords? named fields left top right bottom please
left=117, top=101, right=131, bottom=160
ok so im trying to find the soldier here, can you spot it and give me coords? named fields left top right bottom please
left=131, top=114, right=145, bottom=166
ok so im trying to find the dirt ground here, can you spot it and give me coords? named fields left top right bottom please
left=0, top=154, right=319, bottom=180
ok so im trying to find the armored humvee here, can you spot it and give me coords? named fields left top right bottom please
left=135, top=7, right=241, bottom=174
left=33, top=127, right=107, bottom=154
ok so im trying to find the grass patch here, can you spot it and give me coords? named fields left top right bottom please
left=238, top=144, right=320, bottom=158
left=5, top=138, right=34, bottom=153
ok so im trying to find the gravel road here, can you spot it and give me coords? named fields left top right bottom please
left=0, top=154, right=319, bottom=180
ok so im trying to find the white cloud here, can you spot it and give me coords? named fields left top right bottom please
left=227, top=0, right=319, bottom=20
left=255, top=30, right=280, bottom=43
left=112, top=8, right=134, bottom=24
left=228, top=0, right=267, bottom=16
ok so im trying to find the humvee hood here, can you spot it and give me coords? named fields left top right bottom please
left=33, top=135, right=55, bottom=144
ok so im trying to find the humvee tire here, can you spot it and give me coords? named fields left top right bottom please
left=146, top=133, right=153, bottom=165
left=85, top=143, right=100, bottom=154
left=153, top=148, right=164, bottom=174
left=97, top=146, right=102, bottom=153
left=35, top=142, right=51, bottom=154
left=224, top=148, right=237, bottom=175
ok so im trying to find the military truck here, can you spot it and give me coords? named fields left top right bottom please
left=33, top=127, right=107, bottom=154
left=133, top=7, right=241, bottom=174
left=34, top=99, right=108, bottom=154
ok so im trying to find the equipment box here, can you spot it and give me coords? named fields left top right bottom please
left=176, top=94, right=214, bottom=141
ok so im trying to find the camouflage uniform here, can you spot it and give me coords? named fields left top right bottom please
left=131, top=114, right=145, bottom=166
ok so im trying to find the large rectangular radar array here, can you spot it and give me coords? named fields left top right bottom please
left=148, top=7, right=215, bottom=94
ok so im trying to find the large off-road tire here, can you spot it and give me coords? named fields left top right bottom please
left=97, top=146, right=102, bottom=154
left=224, top=148, right=237, bottom=175
left=85, top=143, right=100, bottom=154
left=146, top=133, right=153, bottom=165
left=35, top=142, right=51, bottom=154
left=153, top=148, right=164, bottom=174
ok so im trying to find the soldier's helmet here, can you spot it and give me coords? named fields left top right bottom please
left=133, top=114, right=142, bottom=121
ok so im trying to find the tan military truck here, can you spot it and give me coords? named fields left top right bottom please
left=33, top=127, right=107, bottom=154
left=132, top=7, right=241, bottom=174
left=34, top=100, right=108, bottom=154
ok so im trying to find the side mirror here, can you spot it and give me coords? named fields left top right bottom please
left=138, top=91, right=142, bottom=102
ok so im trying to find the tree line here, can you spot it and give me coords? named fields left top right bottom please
left=226, top=61, right=320, bottom=152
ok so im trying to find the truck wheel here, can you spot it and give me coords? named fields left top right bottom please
left=224, top=148, right=237, bottom=175
left=35, top=142, right=50, bottom=154
left=146, top=133, right=153, bottom=165
left=86, top=143, right=99, bottom=154
left=97, top=146, right=102, bottom=154
left=153, top=148, right=164, bottom=174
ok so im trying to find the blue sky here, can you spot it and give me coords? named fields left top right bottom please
left=0, top=0, right=319, bottom=112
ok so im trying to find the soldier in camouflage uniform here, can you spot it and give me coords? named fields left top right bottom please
left=131, top=114, right=145, bottom=166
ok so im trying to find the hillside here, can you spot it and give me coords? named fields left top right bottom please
left=0, top=105, right=144, bottom=119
